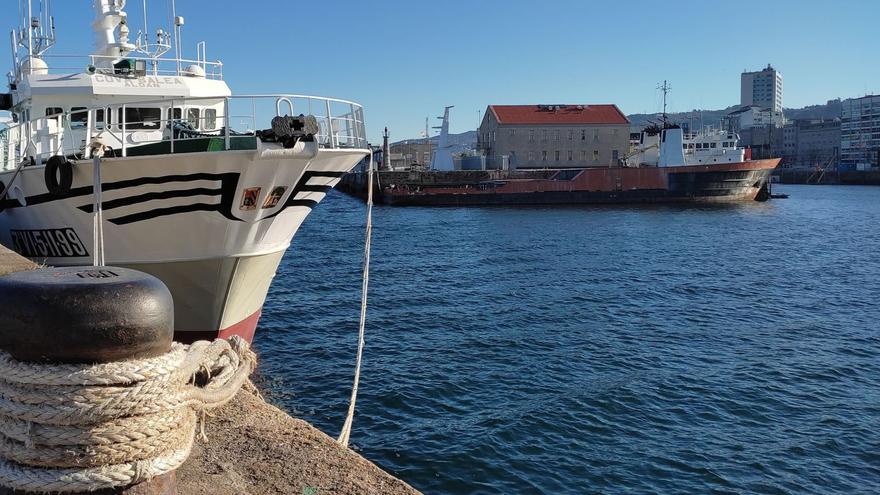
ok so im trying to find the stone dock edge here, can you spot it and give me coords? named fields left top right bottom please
left=0, top=245, right=420, bottom=495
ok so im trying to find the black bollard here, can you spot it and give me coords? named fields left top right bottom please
left=0, top=266, right=177, bottom=495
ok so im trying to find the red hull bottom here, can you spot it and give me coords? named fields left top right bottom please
left=174, top=308, right=262, bottom=344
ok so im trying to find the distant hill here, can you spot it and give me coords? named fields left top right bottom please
left=392, top=130, right=476, bottom=154
left=627, top=100, right=842, bottom=130
left=784, top=99, right=842, bottom=121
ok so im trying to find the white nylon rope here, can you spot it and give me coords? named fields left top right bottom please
left=0, top=336, right=256, bottom=493
left=338, top=150, right=374, bottom=447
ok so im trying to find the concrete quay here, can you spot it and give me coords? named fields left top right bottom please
left=0, top=244, right=420, bottom=495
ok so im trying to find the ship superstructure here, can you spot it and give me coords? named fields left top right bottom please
left=0, top=0, right=369, bottom=341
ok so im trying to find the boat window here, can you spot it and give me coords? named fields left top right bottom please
left=119, top=107, right=162, bottom=130
left=710, top=142, right=717, bottom=148
left=168, top=107, right=182, bottom=123
left=95, top=109, right=105, bottom=129
left=45, top=107, right=63, bottom=117
left=70, top=107, right=88, bottom=129
left=204, top=109, right=217, bottom=130
left=682, top=144, right=687, bottom=149
left=187, top=108, right=200, bottom=129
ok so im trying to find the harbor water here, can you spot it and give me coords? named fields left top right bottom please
left=255, top=185, right=880, bottom=494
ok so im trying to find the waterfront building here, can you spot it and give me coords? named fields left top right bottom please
left=780, top=119, right=841, bottom=169
left=388, top=140, right=432, bottom=170
left=841, top=95, right=880, bottom=169
left=476, top=104, right=630, bottom=170
left=725, top=106, right=785, bottom=133
left=741, top=64, right=783, bottom=113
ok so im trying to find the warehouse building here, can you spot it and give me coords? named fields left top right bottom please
left=476, top=104, right=630, bottom=170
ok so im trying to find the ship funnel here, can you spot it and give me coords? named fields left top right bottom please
left=658, top=127, right=686, bottom=167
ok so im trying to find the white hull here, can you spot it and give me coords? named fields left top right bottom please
left=0, top=143, right=367, bottom=340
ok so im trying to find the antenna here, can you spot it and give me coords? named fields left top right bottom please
left=171, top=0, right=184, bottom=76
left=135, top=0, right=172, bottom=74
left=657, top=80, right=671, bottom=124
left=14, top=0, right=56, bottom=75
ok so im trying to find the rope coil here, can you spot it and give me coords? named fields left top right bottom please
left=0, top=336, right=256, bottom=493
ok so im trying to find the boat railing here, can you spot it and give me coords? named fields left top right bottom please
left=26, top=54, right=225, bottom=80
left=0, top=94, right=367, bottom=171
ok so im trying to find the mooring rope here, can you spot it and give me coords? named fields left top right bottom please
left=338, top=150, right=374, bottom=447
left=89, top=139, right=107, bottom=267
left=0, top=336, right=256, bottom=493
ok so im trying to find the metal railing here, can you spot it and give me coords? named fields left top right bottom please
left=27, top=54, right=225, bottom=80
left=0, top=94, right=367, bottom=171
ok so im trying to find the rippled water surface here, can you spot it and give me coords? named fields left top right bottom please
left=254, top=185, right=880, bottom=494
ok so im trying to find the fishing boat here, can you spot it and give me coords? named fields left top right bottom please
left=0, top=1, right=369, bottom=342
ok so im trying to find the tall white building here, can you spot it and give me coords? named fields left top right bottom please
left=741, top=64, right=783, bottom=112
left=841, top=95, right=880, bottom=168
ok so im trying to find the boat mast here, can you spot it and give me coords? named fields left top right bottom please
left=171, top=0, right=182, bottom=76
left=658, top=80, right=671, bottom=125
left=26, top=0, right=33, bottom=59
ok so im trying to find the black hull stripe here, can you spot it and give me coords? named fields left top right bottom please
left=77, top=188, right=223, bottom=213
left=285, top=199, right=319, bottom=209
left=109, top=203, right=219, bottom=225
left=101, top=173, right=226, bottom=192
left=2, top=172, right=228, bottom=210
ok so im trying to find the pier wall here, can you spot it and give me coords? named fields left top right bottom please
left=774, top=169, right=880, bottom=185
left=0, top=245, right=420, bottom=495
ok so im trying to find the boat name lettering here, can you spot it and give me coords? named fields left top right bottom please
left=92, top=75, right=184, bottom=88
left=10, top=228, right=89, bottom=258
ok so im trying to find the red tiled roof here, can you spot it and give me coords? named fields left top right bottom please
left=488, top=104, right=629, bottom=125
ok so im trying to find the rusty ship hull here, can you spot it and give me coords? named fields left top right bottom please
left=363, top=159, right=780, bottom=206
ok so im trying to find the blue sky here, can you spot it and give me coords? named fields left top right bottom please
left=4, top=0, right=879, bottom=142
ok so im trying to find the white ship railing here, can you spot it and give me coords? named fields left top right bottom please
left=0, top=94, right=367, bottom=171
left=20, top=54, right=225, bottom=80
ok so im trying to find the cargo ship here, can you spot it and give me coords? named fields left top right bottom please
left=341, top=123, right=779, bottom=206
left=343, top=87, right=780, bottom=206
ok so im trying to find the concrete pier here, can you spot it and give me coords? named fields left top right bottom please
left=0, top=245, right=420, bottom=495
left=179, top=387, right=418, bottom=495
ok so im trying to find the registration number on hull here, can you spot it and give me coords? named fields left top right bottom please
left=10, top=228, right=89, bottom=258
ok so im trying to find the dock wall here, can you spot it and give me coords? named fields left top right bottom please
left=0, top=245, right=420, bottom=495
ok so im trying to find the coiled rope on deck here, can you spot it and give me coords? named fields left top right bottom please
left=0, top=336, right=256, bottom=493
